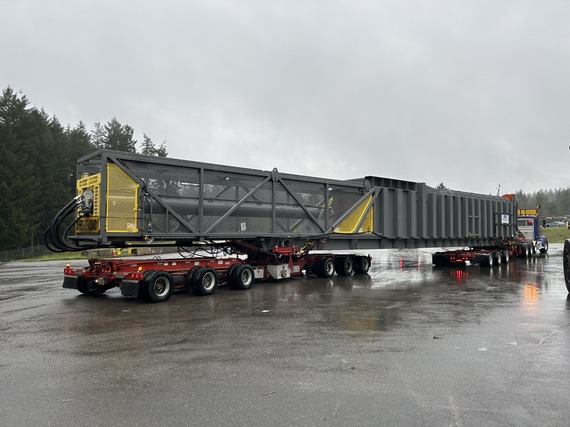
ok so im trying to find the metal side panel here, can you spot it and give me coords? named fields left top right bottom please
left=75, top=150, right=372, bottom=244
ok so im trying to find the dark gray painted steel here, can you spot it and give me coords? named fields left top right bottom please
left=73, top=150, right=517, bottom=250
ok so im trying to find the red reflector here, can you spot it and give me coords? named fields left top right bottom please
left=125, top=272, right=144, bottom=280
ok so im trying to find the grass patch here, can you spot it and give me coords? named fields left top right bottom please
left=24, top=252, right=89, bottom=262
left=542, top=227, right=570, bottom=244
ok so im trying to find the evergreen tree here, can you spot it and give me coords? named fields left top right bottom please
left=140, top=133, right=155, bottom=155
left=155, top=142, right=168, bottom=157
left=140, top=133, right=168, bottom=157
left=0, top=88, right=43, bottom=250
left=0, top=86, right=177, bottom=251
left=91, top=122, right=106, bottom=149
left=0, top=87, right=99, bottom=251
left=104, top=117, right=137, bottom=152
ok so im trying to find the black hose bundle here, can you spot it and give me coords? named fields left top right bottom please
left=44, top=196, right=98, bottom=252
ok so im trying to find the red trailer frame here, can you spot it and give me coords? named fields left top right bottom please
left=63, top=247, right=372, bottom=303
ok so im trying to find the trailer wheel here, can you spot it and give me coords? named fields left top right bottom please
left=501, top=251, right=510, bottom=263
left=185, top=266, right=203, bottom=293
left=141, top=271, right=174, bottom=303
left=353, top=256, right=370, bottom=274
left=432, top=254, right=446, bottom=267
left=316, top=258, right=335, bottom=278
left=77, top=277, right=108, bottom=296
left=540, top=241, right=549, bottom=254
left=192, top=267, right=218, bottom=296
left=226, top=263, right=241, bottom=289
left=494, top=252, right=502, bottom=266
left=335, top=257, right=354, bottom=276
left=479, top=254, right=493, bottom=268
left=519, top=244, right=530, bottom=258
left=229, top=264, right=254, bottom=290
left=89, top=284, right=108, bottom=295
left=76, top=277, right=89, bottom=295
left=564, top=240, right=570, bottom=293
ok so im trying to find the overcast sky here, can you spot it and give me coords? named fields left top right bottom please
left=2, top=0, right=569, bottom=194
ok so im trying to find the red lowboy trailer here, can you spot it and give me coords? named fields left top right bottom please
left=63, top=246, right=371, bottom=302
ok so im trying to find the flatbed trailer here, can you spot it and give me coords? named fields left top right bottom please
left=47, top=149, right=523, bottom=302
left=431, top=241, right=533, bottom=268
left=433, top=248, right=510, bottom=267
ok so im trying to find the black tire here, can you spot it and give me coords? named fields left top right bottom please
left=316, top=258, right=335, bottom=278
left=353, top=256, right=371, bottom=274
left=494, top=252, right=502, bottom=266
left=501, top=250, right=510, bottom=263
left=479, top=254, right=493, bottom=267
left=76, top=277, right=89, bottom=295
left=432, top=254, right=446, bottom=267
left=185, top=266, right=204, bottom=293
left=522, top=244, right=531, bottom=258
left=226, top=263, right=241, bottom=289
left=540, top=241, right=549, bottom=254
left=139, top=270, right=156, bottom=300
left=564, top=240, right=570, bottom=293
left=90, top=285, right=108, bottom=295
left=140, top=271, right=174, bottom=303
left=77, top=277, right=107, bottom=295
left=335, top=256, right=354, bottom=276
left=228, top=264, right=255, bottom=290
left=192, top=267, right=218, bottom=296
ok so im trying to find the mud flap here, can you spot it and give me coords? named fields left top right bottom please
left=63, top=275, right=79, bottom=289
left=120, top=280, right=140, bottom=297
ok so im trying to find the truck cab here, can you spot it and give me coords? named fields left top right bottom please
left=517, top=209, right=548, bottom=254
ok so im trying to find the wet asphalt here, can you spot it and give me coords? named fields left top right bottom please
left=1, top=245, right=570, bottom=426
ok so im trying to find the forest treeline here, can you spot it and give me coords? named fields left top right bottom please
left=515, top=190, right=570, bottom=220
left=0, top=87, right=167, bottom=251
left=1, top=87, right=569, bottom=251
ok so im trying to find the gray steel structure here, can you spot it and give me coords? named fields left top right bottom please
left=70, top=150, right=517, bottom=251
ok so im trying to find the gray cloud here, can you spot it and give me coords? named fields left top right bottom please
left=2, top=0, right=569, bottom=194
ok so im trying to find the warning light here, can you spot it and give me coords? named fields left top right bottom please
left=126, top=267, right=144, bottom=281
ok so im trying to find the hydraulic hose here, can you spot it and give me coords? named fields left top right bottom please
left=45, top=197, right=79, bottom=252
left=45, top=195, right=98, bottom=252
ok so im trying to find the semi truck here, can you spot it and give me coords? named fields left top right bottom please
left=48, top=149, right=527, bottom=302
left=517, top=208, right=549, bottom=253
